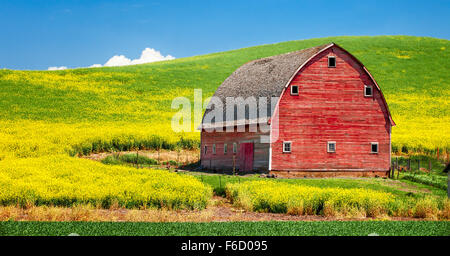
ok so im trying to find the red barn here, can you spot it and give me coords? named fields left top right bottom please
left=200, top=43, right=395, bottom=177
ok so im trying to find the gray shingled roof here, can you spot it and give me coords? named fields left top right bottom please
left=201, top=43, right=332, bottom=128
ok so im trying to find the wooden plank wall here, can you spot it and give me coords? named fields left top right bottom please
left=271, top=46, right=391, bottom=172
left=201, top=126, right=270, bottom=172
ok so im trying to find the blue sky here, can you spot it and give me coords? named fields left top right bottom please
left=1, top=0, right=449, bottom=70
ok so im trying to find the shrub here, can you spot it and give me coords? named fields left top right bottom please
left=101, top=154, right=158, bottom=166
left=120, top=154, right=158, bottom=165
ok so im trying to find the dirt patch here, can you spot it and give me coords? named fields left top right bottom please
left=375, top=179, right=432, bottom=194
left=81, top=149, right=200, bottom=165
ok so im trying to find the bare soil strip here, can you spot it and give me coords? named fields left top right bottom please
left=82, top=149, right=200, bottom=164
left=0, top=197, right=426, bottom=222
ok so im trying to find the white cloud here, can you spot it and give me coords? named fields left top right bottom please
left=104, top=55, right=132, bottom=67
left=103, top=48, right=175, bottom=67
left=47, top=47, right=175, bottom=70
left=48, top=66, right=67, bottom=71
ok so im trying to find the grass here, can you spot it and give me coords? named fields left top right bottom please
left=101, top=153, right=159, bottom=166
left=392, top=155, right=447, bottom=175
left=0, top=36, right=448, bottom=160
left=401, top=173, right=447, bottom=190
left=0, top=205, right=215, bottom=222
left=390, top=155, right=448, bottom=191
left=1, top=221, right=448, bottom=236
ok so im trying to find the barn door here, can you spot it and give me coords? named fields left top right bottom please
left=238, top=143, right=254, bottom=172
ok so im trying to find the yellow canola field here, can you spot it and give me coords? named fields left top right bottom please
left=226, top=180, right=394, bottom=217
left=0, top=120, right=198, bottom=159
left=0, top=155, right=212, bottom=209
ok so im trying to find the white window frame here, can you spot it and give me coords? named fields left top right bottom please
left=364, top=85, right=373, bottom=97
left=328, top=56, right=336, bottom=68
left=327, top=141, right=336, bottom=153
left=371, top=142, right=379, bottom=154
left=290, top=85, right=299, bottom=95
left=212, top=144, right=216, bottom=155
left=224, top=143, right=227, bottom=154
left=233, top=142, right=237, bottom=154
left=283, top=141, right=292, bottom=153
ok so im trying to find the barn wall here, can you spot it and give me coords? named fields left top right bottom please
left=270, top=46, right=391, bottom=173
left=201, top=126, right=270, bottom=172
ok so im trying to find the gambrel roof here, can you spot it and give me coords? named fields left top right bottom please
left=201, top=43, right=395, bottom=129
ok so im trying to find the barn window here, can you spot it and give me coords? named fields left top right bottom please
left=327, top=141, right=336, bottom=153
left=364, top=85, right=373, bottom=97
left=212, top=144, right=216, bottom=155
left=224, top=144, right=228, bottom=154
left=233, top=143, right=237, bottom=154
left=371, top=142, right=379, bottom=154
left=328, top=56, right=336, bottom=68
left=283, top=141, right=292, bottom=153
left=204, top=146, right=207, bottom=155
left=291, top=85, right=299, bottom=95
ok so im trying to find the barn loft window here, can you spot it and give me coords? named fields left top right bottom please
left=327, top=141, right=336, bottom=153
left=204, top=146, right=207, bottom=155
left=364, top=85, right=373, bottom=97
left=291, top=85, right=299, bottom=95
left=233, top=143, right=237, bottom=154
left=371, top=142, right=379, bottom=154
left=283, top=141, right=292, bottom=153
left=224, top=144, right=228, bottom=154
left=212, top=144, right=216, bottom=155
left=328, top=56, right=336, bottom=68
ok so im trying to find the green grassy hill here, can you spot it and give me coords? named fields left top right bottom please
left=0, top=35, right=449, bottom=159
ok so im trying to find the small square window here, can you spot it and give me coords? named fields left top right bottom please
left=204, top=146, right=207, bottom=155
left=283, top=141, right=292, bottom=153
left=291, top=85, right=299, bottom=95
left=224, top=144, right=228, bottom=154
left=233, top=143, right=237, bottom=154
left=371, top=142, right=379, bottom=154
left=328, top=56, right=336, bottom=68
left=364, top=85, right=373, bottom=97
left=327, top=141, right=336, bottom=153
left=212, top=144, right=216, bottom=155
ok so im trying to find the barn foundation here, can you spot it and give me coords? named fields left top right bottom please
left=270, top=170, right=390, bottom=178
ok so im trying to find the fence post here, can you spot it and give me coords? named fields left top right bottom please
left=234, top=155, right=236, bottom=175
left=396, top=157, right=399, bottom=170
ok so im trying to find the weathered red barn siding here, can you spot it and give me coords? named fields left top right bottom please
left=270, top=46, right=391, bottom=175
left=201, top=126, right=269, bottom=171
